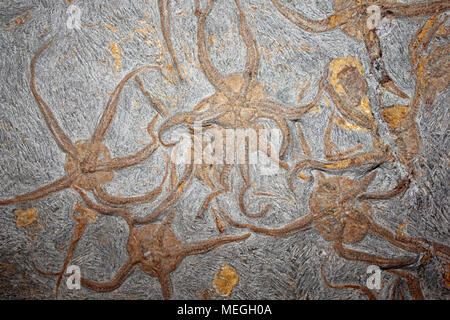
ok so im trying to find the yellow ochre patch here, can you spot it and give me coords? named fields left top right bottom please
left=329, top=56, right=364, bottom=94
left=14, top=208, right=38, bottom=227
left=334, top=117, right=367, bottom=132
left=381, top=104, right=409, bottom=128
left=358, top=95, right=372, bottom=117
left=110, top=42, right=122, bottom=73
left=212, top=264, right=239, bottom=297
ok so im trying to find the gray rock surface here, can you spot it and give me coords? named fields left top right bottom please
left=0, top=0, right=448, bottom=299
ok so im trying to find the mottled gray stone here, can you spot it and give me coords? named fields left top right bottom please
left=0, top=0, right=448, bottom=300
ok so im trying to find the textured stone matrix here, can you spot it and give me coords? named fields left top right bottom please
left=0, top=0, right=449, bottom=300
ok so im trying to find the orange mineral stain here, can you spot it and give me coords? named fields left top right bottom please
left=5, top=8, right=33, bottom=31
left=397, top=221, right=408, bottom=238
left=442, top=262, right=450, bottom=289
left=110, top=42, right=122, bottom=73
left=104, top=23, right=117, bottom=32
left=334, top=116, right=367, bottom=132
left=14, top=208, right=38, bottom=227
left=329, top=56, right=364, bottom=94
left=382, top=104, right=409, bottom=128
left=212, top=264, right=239, bottom=297
left=74, top=202, right=98, bottom=223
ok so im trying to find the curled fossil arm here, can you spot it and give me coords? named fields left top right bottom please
left=92, top=150, right=170, bottom=206
left=196, top=0, right=232, bottom=97
left=81, top=258, right=139, bottom=292
left=0, top=172, right=78, bottom=205
left=158, top=0, right=183, bottom=81
left=30, top=38, right=80, bottom=161
left=133, top=163, right=195, bottom=225
left=85, top=65, right=165, bottom=166
left=381, top=1, right=450, bottom=18
left=321, top=261, right=376, bottom=300
left=270, top=0, right=359, bottom=33
left=217, top=201, right=315, bottom=237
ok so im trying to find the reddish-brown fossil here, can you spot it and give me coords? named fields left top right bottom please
left=80, top=212, right=250, bottom=299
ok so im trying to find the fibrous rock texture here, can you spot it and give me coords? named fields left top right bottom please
left=0, top=0, right=449, bottom=300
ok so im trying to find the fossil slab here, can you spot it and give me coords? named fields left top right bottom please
left=0, top=0, right=449, bottom=300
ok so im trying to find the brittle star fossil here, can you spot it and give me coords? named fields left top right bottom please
left=0, top=39, right=167, bottom=208
left=380, top=14, right=449, bottom=169
left=0, top=39, right=170, bottom=296
left=270, top=0, right=450, bottom=99
left=156, top=0, right=328, bottom=221
left=1, top=1, right=448, bottom=300
left=33, top=187, right=137, bottom=298
left=79, top=211, right=250, bottom=299
left=216, top=170, right=450, bottom=299
left=362, top=13, right=449, bottom=199
left=289, top=56, right=393, bottom=194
